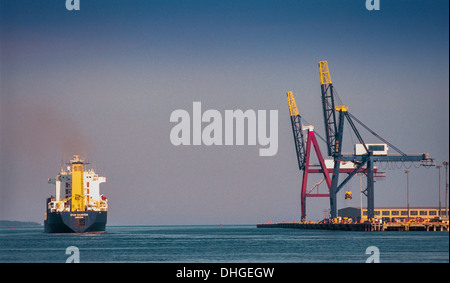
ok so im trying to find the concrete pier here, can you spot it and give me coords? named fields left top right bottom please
left=257, top=222, right=449, bottom=232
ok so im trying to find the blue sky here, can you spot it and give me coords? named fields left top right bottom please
left=1, top=0, right=449, bottom=224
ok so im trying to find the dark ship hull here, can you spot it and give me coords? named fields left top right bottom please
left=44, top=210, right=107, bottom=233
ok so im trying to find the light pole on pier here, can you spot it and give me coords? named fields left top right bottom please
left=405, top=170, right=410, bottom=218
left=443, top=161, right=449, bottom=219
left=436, top=165, right=442, bottom=217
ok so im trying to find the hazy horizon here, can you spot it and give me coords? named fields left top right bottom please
left=1, top=0, right=449, bottom=225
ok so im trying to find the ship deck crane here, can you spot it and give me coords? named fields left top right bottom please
left=318, top=61, right=434, bottom=220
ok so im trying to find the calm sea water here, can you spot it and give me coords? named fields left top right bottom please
left=0, top=225, right=448, bottom=263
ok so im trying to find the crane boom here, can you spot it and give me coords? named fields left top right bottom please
left=287, top=91, right=306, bottom=171
left=319, top=61, right=339, bottom=157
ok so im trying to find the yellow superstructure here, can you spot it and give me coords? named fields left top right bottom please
left=47, top=155, right=107, bottom=213
left=71, top=161, right=85, bottom=212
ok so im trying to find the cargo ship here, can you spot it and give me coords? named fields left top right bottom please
left=45, top=155, right=108, bottom=233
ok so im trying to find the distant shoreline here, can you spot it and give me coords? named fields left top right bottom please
left=0, top=220, right=42, bottom=228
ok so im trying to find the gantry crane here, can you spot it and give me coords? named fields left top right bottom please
left=287, top=91, right=378, bottom=221
left=318, top=61, right=434, bottom=220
